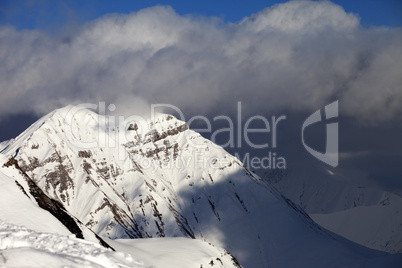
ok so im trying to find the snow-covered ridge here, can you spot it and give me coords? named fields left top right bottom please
left=0, top=220, right=148, bottom=268
left=1, top=105, right=402, bottom=267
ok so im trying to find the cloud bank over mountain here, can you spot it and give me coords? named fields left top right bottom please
left=0, top=0, right=401, bottom=124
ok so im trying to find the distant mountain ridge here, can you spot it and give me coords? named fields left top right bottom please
left=264, top=163, right=402, bottom=253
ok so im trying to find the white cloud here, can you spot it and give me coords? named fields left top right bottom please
left=240, top=0, right=359, bottom=33
left=0, top=1, right=401, bottom=124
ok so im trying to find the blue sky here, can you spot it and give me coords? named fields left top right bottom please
left=1, top=0, right=402, bottom=31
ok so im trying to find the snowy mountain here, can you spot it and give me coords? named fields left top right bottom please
left=1, top=105, right=401, bottom=267
left=264, top=163, right=402, bottom=253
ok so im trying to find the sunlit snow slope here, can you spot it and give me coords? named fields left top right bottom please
left=0, top=220, right=148, bottom=268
